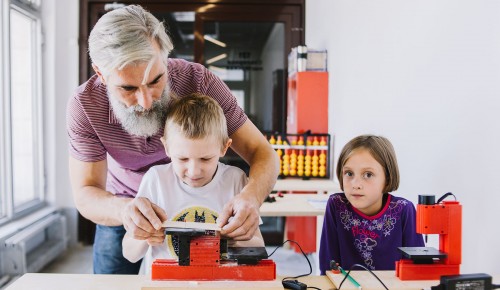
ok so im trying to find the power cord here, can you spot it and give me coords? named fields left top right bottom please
left=336, top=263, right=389, bottom=290
left=436, top=192, right=456, bottom=203
left=267, top=239, right=321, bottom=290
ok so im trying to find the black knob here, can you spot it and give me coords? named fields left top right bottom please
left=418, top=195, right=435, bottom=205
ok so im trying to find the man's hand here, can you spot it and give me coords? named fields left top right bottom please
left=121, top=197, right=167, bottom=242
left=217, top=189, right=261, bottom=240
left=221, top=119, right=279, bottom=240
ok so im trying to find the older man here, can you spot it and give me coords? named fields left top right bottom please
left=67, top=5, right=279, bottom=274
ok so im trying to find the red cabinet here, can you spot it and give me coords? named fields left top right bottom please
left=285, top=71, right=329, bottom=254
left=287, top=72, right=329, bottom=134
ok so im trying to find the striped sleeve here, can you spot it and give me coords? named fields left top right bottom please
left=66, top=93, right=107, bottom=162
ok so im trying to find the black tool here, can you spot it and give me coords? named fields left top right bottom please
left=282, top=279, right=307, bottom=290
left=431, top=273, right=496, bottom=290
left=226, top=247, right=268, bottom=265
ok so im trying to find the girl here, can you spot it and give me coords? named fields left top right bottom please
left=319, top=135, right=424, bottom=274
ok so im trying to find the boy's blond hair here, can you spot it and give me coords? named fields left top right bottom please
left=163, top=93, right=229, bottom=149
left=336, top=135, right=400, bottom=193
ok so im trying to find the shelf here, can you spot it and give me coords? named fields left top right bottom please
left=273, top=179, right=340, bottom=193
left=271, top=145, right=328, bottom=150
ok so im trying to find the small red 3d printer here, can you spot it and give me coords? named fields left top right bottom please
left=151, top=224, right=276, bottom=281
left=396, top=193, right=462, bottom=280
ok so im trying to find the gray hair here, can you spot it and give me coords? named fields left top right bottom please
left=88, top=5, right=174, bottom=78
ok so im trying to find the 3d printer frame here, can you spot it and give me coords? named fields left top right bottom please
left=396, top=194, right=462, bottom=280
left=151, top=224, right=276, bottom=281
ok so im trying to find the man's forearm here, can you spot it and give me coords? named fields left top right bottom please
left=229, top=120, right=280, bottom=206
left=75, top=186, right=131, bottom=226
left=245, top=145, right=280, bottom=204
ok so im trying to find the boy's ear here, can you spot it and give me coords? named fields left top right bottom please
left=220, top=138, right=232, bottom=157
left=92, top=63, right=106, bottom=85
left=160, top=136, right=169, bottom=155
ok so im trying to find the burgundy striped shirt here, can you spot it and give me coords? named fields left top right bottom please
left=67, top=58, right=247, bottom=197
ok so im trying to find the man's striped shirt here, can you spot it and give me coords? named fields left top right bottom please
left=67, top=58, right=247, bottom=197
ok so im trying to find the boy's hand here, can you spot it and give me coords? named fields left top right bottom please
left=146, top=231, right=166, bottom=246
left=122, top=197, right=167, bottom=240
left=217, top=190, right=260, bottom=241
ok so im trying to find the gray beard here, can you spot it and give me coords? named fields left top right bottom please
left=108, top=89, right=170, bottom=137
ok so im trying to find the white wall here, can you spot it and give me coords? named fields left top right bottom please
left=307, top=0, right=500, bottom=274
left=42, top=0, right=79, bottom=244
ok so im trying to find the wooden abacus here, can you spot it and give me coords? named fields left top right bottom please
left=264, top=132, right=331, bottom=179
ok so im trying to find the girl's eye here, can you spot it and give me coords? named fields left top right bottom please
left=364, top=172, right=373, bottom=178
left=344, top=171, right=353, bottom=177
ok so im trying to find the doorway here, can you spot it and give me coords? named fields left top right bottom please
left=78, top=0, right=305, bottom=244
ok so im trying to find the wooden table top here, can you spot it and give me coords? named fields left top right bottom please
left=12, top=272, right=497, bottom=290
left=260, top=192, right=332, bottom=216
left=5, top=273, right=334, bottom=290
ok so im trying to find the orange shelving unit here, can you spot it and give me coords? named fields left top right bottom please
left=285, top=71, right=329, bottom=254
left=287, top=72, right=329, bottom=134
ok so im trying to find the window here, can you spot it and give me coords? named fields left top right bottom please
left=0, top=0, right=45, bottom=225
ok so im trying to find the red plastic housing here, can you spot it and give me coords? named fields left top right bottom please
left=396, top=200, right=462, bottom=280
left=151, top=259, right=276, bottom=281
left=151, top=235, right=276, bottom=281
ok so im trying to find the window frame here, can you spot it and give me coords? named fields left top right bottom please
left=0, top=0, right=46, bottom=226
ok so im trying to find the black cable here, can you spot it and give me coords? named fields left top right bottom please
left=267, top=239, right=323, bottom=289
left=337, top=263, right=389, bottom=290
left=267, top=239, right=313, bottom=280
left=436, top=192, right=456, bottom=203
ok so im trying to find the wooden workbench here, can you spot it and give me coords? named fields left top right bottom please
left=260, top=192, right=332, bottom=216
left=327, top=271, right=500, bottom=290
left=8, top=272, right=497, bottom=290
left=262, top=179, right=341, bottom=273
left=327, top=270, right=436, bottom=290
left=273, top=179, right=340, bottom=194
left=4, top=274, right=334, bottom=290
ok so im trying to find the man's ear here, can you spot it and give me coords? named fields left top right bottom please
left=92, top=64, right=106, bottom=85
left=220, top=138, right=232, bottom=157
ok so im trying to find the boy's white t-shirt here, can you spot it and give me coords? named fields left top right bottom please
left=135, top=162, right=248, bottom=274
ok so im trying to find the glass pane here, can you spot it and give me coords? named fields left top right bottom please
left=10, top=9, right=38, bottom=208
left=154, top=11, right=195, bottom=62
left=201, top=21, right=285, bottom=172
left=149, top=15, right=286, bottom=132
left=203, top=22, right=285, bottom=132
